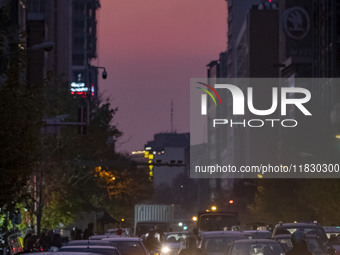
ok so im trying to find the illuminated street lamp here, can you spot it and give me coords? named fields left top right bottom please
left=192, top=216, right=198, bottom=222
left=211, top=206, right=217, bottom=211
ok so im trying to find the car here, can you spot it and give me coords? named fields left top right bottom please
left=90, top=234, right=124, bottom=240
left=324, top=226, right=340, bottom=240
left=102, top=237, right=149, bottom=255
left=225, top=239, right=285, bottom=255
left=21, top=252, right=102, bottom=255
left=199, top=231, right=246, bottom=255
left=160, top=232, right=188, bottom=255
left=65, top=240, right=111, bottom=246
left=58, top=245, right=121, bottom=255
left=323, top=228, right=340, bottom=255
left=272, top=222, right=329, bottom=244
left=243, top=230, right=272, bottom=239
left=274, top=234, right=328, bottom=255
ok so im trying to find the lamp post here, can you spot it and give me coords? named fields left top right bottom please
left=92, top=66, right=107, bottom=79
left=0, top=41, right=55, bottom=59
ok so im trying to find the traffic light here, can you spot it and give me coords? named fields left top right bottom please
left=149, top=165, right=153, bottom=181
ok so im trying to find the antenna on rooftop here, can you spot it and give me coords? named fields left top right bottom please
left=170, top=99, right=174, bottom=133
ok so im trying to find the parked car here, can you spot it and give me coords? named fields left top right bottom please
left=58, top=245, right=121, bottom=255
left=160, top=231, right=188, bottom=255
left=225, top=239, right=285, bottom=255
left=199, top=231, right=246, bottom=255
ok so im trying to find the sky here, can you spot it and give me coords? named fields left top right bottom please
left=95, top=0, right=227, bottom=153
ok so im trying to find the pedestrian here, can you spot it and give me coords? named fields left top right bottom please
left=144, top=228, right=161, bottom=253
left=178, top=236, right=206, bottom=255
left=83, top=222, right=94, bottom=239
left=117, top=228, right=123, bottom=235
left=286, top=230, right=313, bottom=255
left=192, top=227, right=201, bottom=245
left=154, top=225, right=164, bottom=242
left=51, top=229, right=62, bottom=248
left=39, top=229, right=49, bottom=251
left=23, top=232, right=34, bottom=252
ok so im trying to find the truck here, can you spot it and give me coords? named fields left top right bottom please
left=134, top=204, right=174, bottom=236
left=197, top=211, right=239, bottom=232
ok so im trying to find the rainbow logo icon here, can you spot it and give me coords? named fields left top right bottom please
left=196, top=82, right=222, bottom=106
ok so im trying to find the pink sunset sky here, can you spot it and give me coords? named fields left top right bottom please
left=95, top=0, right=227, bottom=153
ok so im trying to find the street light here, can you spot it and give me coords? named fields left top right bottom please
left=92, top=66, right=107, bottom=79
left=29, top=42, right=55, bottom=52
left=1, top=41, right=55, bottom=59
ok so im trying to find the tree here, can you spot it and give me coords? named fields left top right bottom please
left=247, top=179, right=340, bottom=225
left=0, top=5, right=43, bottom=238
left=32, top=82, right=152, bottom=231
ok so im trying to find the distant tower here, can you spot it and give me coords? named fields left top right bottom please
left=170, top=100, right=174, bottom=133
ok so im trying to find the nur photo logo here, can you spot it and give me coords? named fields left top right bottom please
left=196, top=82, right=312, bottom=128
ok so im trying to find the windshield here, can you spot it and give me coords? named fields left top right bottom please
left=231, top=242, right=283, bottom=255
left=109, top=241, right=146, bottom=255
left=284, top=228, right=328, bottom=243
left=164, top=233, right=188, bottom=243
left=202, top=237, right=243, bottom=252
left=277, top=237, right=324, bottom=254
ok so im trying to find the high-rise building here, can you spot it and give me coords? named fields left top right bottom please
left=278, top=0, right=313, bottom=78
left=235, top=4, right=279, bottom=78
left=226, top=0, right=261, bottom=78
left=71, top=0, right=100, bottom=98
left=313, top=0, right=340, bottom=78
left=25, top=0, right=101, bottom=97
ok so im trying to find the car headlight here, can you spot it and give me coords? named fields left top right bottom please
left=161, top=246, right=170, bottom=253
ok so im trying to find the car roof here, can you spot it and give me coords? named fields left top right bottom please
left=323, top=226, right=340, bottom=231
left=58, top=246, right=121, bottom=255
left=60, top=246, right=118, bottom=249
left=201, top=231, right=244, bottom=237
left=24, top=252, right=101, bottom=255
left=164, top=231, right=188, bottom=235
left=275, top=222, right=321, bottom=227
left=90, top=235, right=125, bottom=240
left=66, top=240, right=111, bottom=246
left=243, top=230, right=271, bottom=233
left=232, top=239, right=280, bottom=244
left=274, top=234, right=319, bottom=239
left=102, top=237, right=142, bottom=241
